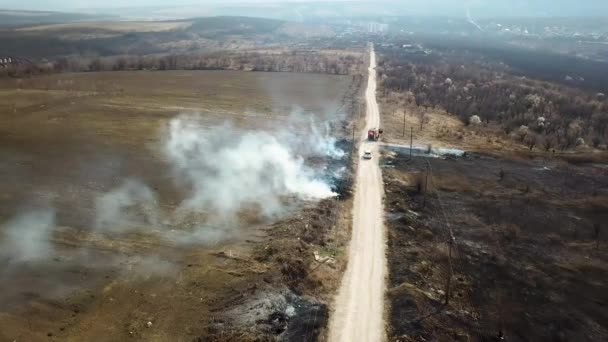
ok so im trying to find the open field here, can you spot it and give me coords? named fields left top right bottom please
left=0, top=70, right=354, bottom=223
left=382, top=149, right=608, bottom=341
left=0, top=10, right=115, bottom=28
left=0, top=16, right=339, bottom=58
left=0, top=70, right=362, bottom=341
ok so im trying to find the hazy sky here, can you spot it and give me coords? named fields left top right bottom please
left=1, top=0, right=293, bottom=10
left=2, top=0, right=607, bottom=16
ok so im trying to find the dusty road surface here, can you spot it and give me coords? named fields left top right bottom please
left=328, top=46, right=386, bottom=342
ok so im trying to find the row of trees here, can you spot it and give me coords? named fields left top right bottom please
left=378, top=49, right=608, bottom=150
left=51, top=51, right=363, bottom=75
left=0, top=51, right=364, bottom=78
left=0, top=58, right=53, bottom=78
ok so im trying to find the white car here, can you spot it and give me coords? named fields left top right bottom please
left=363, top=150, right=372, bottom=159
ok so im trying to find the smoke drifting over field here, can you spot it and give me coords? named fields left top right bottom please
left=0, top=209, right=56, bottom=264
left=310, top=122, right=346, bottom=159
left=94, top=179, right=159, bottom=232
left=165, top=116, right=337, bottom=221
left=0, top=112, right=345, bottom=268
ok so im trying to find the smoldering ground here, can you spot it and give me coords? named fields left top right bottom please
left=0, top=111, right=347, bottom=302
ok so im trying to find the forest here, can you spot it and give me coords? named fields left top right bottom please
left=377, top=44, right=608, bottom=150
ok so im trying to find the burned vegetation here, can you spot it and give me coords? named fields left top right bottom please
left=382, top=150, right=608, bottom=341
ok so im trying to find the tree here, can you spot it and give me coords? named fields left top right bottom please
left=525, top=133, right=538, bottom=151
left=159, top=58, right=167, bottom=70
left=115, top=57, right=127, bottom=71
left=542, top=135, right=556, bottom=152
left=592, top=112, right=608, bottom=138
left=89, top=58, right=105, bottom=72
left=418, top=110, right=429, bottom=130
left=136, top=57, right=145, bottom=70
left=518, top=126, right=529, bottom=142
left=54, top=57, right=69, bottom=72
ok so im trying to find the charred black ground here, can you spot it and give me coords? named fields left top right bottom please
left=383, top=150, right=608, bottom=341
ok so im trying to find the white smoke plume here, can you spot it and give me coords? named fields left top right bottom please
left=0, top=112, right=347, bottom=309
left=85, top=113, right=343, bottom=246
left=304, top=119, right=346, bottom=159
left=278, top=108, right=346, bottom=160
left=0, top=209, right=56, bottom=263
left=165, top=116, right=336, bottom=222
left=1, top=112, right=344, bottom=282
left=94, top=179, right=159, bottom=232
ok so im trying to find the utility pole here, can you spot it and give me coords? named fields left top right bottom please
left=409, top=127, right=413, bottom=160
left=403, top=110, right=406, bottom=137
left=422, top=163, right=429, bottom=208
left=351, top=124, right=356, bottom=156
left=445, top=235, right=454, bottom=305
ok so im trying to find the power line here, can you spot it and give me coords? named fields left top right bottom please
left=424, top=157, right=461, bottom=305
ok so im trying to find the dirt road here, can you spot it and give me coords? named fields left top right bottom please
left=328, top=45, right=386, bottom=342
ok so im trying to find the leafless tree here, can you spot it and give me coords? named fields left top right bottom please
left=525, top=134, right=538, bottom=151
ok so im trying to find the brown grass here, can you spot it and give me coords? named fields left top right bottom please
left=0, top=70, right=355, bottom=341
left=377, top=91, right=518, bottom=152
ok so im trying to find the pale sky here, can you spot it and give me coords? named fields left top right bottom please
left=1, top=0, right=606, bottom=17
left=0, top=0, right=326, bottom=11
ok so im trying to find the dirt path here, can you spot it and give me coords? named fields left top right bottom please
left=328, top=45, right=386, bottom=342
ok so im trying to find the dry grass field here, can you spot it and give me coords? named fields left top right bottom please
left=0, top=71, right=352, bottom=224
left=0, top=70, right=360, bottom=341
left=377, top=91, right=518, bottom=152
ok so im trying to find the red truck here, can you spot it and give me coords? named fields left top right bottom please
left=367, top=128, right=383, bottom=141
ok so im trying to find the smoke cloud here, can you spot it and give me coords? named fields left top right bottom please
left=81, top=113, right=342, bottom=245
left=0, top=111, right=346, bottom=286
left=74, top=113, right=345, bottom=245
left=271, top=108, right=346, bottom=160
left=165, top=116, right=337, bottom=223
left=309, top=121, right=346, bottom=159
left=94, top=179, right=159, bottom=232
left=0, top=209, right=56, bottom=263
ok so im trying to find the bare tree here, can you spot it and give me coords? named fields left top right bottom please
left=418, top=109, right=430, bottom=130
left=542, top=135, right=555, bottom=152
left=88, top=58, right=105, bottom=72
left=525, top=134, right=538, bottom=151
